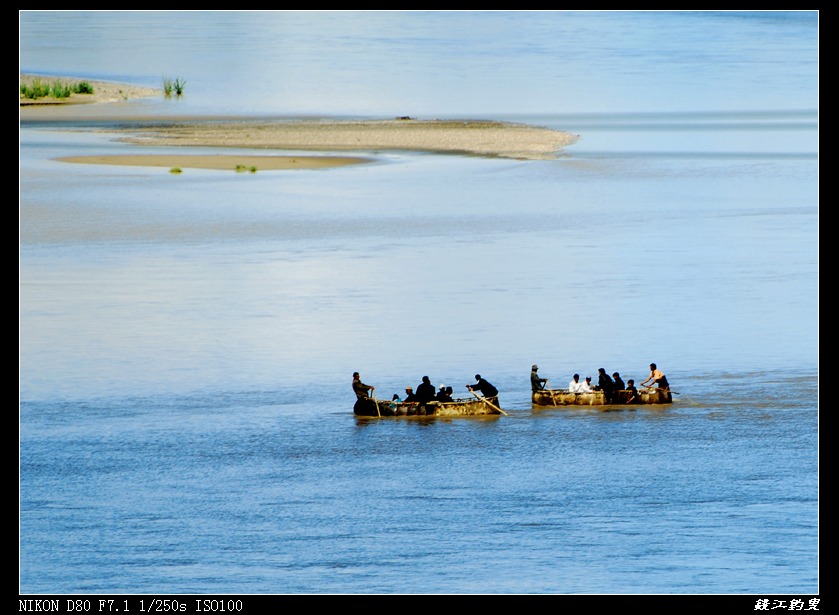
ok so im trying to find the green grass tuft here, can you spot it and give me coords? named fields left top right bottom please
left=20, top=78, right=96, bottom=100
left=74, top=81, right=94, bottom=94
left=50, top=82, right=72, bottom=98
left=163, top=76, right=186, bottom=97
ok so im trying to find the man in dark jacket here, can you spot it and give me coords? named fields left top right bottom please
left=415, top=376, right=436, bottom=403
left=467, top=374, right=498, bottom=399
left=597, top=368, right=616, bottom=403
left=415, top=376, right=436, bottom=415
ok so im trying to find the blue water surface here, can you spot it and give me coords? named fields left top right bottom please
left=19, top=10, right=819, bottom=596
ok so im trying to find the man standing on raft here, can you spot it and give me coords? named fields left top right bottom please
left=353, top=371, right=383, bottom=416
left=640, top=363, right=670, bottom=391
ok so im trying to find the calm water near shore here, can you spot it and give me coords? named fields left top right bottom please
left=19, top=11, right=818, bottom=595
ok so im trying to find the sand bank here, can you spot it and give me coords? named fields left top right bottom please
left=21, top=74, right=579, bottom=169
left=20, top=73, right=161, bottom=106
left=113, top=119, right=578, bottom=161
left=57, top=154, right=372, bottom=171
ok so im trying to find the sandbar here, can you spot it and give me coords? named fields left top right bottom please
left=21, top=74, right=579, bottom=169
left=20, top=73, right=162, bottom=107
left=57, top=154, right=372, bottom=171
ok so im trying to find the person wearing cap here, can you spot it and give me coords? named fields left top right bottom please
left=400, top=386, right=418, bottom=415
left=352, top=372, right=379, bottom=416
left=436, top=385, right=453, bottom=402
left=531, top=365, right=547, bottom=392
left=580, top=376, right=595, bottom=393
left=353, top=372, right=374, bottom=400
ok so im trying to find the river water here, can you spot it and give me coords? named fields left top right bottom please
left=19, top=11, right=818, bottom=596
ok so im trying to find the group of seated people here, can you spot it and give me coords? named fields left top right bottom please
left=354, top=371, right=499, bottom=417
left=395, top=383, right=455, bottom=405
left=568, top=367, right=638, bottom=403
left=532, top=363, right=669, bottom=405
left=383, top=376, right=457, bottom=416
left=566, top=370, right=640, bottom=403
left=394, top=374, right=497, bottom=410
left=582, top=364, right=669, bottom=403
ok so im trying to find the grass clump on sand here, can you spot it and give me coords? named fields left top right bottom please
left=169, top=167, right=183, bottom=174
left=20, top=78, right=95, bottom=100
left=235, top=165, right=257, bottom=173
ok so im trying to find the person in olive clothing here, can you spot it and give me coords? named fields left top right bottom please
left=352, top=372, right=382, bottom=416
left=531, top=365, right=547, bottom=392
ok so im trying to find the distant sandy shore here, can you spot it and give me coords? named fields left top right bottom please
left=56, top=153, right=372, bottom=171
left=21, top=74, right=579, bottom=170
left=20, top=73, right=162, bottom=107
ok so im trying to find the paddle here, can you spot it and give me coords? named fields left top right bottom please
left=469, top=389, right=508, bottom=415
left=642, top=386, right=679, bottom=395
left=543, top=380, right=558, bottom=407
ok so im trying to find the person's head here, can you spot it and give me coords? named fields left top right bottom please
left=598, top=368, right=605, bottom=374
left=613, top=372, right=620, bottom=379
left=532, top=364, right=538, bottom=371
left=474, top=374, right=481, bottom=381
left=585, top=376, right=592, bottom=383
left=650, top=363, right=657, bottom=370
left=446, top=386, right=453, bottom=395
left=406, top=386, right=413, bottom=393
left=392, top=394, right=399, bottom=401
left=422, top=376, right=430, bottom=384
left=353, top=372, right=359, bottom=378
left=439, top=384, right=445, bottom=391
left=573, top=374, right=579, bottom=381
left=627, top=379, right=634, bottom=386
